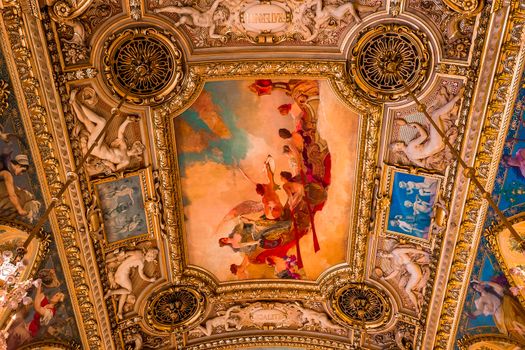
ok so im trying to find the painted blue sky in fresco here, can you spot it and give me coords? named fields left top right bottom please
left=176, top=81, right=250, bottom=178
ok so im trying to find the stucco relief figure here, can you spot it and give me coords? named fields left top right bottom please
left=377, top=245, right=430, bottom=313
left=299, top=0, right=380, bottom=41
left=104, top=248, right=159, bottom=320
left=153, top=0, right=230, bottom=40
left=125, top=332, right=143, bottom=350
left=288, top=303, right=343, bottom=332
left=70, top=88, right=145, bottom=175
left=197, top=306, right=242, bottom=336
left=390, top=86, right=464, bottom=172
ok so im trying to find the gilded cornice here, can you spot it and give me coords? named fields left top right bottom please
left=0, top=1, right=108, bottom=348
left=433, top=0, right=525, bottom=348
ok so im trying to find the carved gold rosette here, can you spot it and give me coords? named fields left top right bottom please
left=349, top=24, right=431, bottom=102
left=145, top=285, right=205, bottom=332
left=330, top=283, right=391, bottom=328
left=103, top=27, right=185, bottom=105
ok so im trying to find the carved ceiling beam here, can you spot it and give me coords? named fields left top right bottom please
left=433, top=0, right=525, bottom=348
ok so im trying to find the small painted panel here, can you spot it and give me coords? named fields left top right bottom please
left=175, top=79, right=359, bottom=281
left=387, top=171, right=439, bottom=240
left=95, top=173, right=148, bottom=243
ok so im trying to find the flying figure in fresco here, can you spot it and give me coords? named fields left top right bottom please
left=0, top=153, right=41, bottom=222
left=503, top=148, right=525, bottom=178
left=70, top=88, right=145, bottom=174
left=216, top=80, right=331, bottom=280
left=468, top=279, right=525, bottom=343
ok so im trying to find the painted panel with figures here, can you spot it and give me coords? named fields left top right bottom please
left=386, top=171, right=440, bottom=240
left=456, top=241, right=525, bottom=347
left=0, top=43, right=81, bottom=348
left=94, top=171, right=151, bottom=244
left=175, top=79, right=360, bottom=281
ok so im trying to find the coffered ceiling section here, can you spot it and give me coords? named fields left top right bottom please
left=0, top=0, right=524, bottom=349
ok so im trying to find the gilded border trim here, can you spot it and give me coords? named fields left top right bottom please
left=433, top=1, right=525, bottom=348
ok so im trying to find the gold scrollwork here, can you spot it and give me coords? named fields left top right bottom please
left=0, top=80, right=9, bottom=115
left=442, top=0, right=483, bottom=15
left=434, top=1, right=525, bottom=348
left=103, top=27, right=185, bottom=106
left=349, top=23, right=431, bottom=102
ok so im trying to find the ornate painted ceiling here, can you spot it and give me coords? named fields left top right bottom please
left=0, top=0, right=524, bottom=348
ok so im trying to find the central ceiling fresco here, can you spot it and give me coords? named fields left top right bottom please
left=177, top=79, right=358, bottom=281
left=0, top=0, right=523, bottom=348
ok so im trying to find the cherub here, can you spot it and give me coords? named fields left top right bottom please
left=70, top=88, right=145, bottom=173
left=105, top=248, right=159, bottom=319
left=301, top=0, right=380, bottom=41
left=154, top=0, right=229, bottom=40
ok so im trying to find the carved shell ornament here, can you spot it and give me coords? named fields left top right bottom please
left=349, top=24, right=431, bottom=102
left=103, top=27, right=185, bottom=105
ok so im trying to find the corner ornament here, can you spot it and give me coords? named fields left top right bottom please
left=330, top=283, right=392, bottom=329
left=145, top=285, right=205, bottom=332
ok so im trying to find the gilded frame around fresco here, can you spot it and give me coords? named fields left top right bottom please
left=380, top=166, right=443, bottom=247
left=91, top=168, right=157, bottom=250
left=152, top=61, right=382, bottom=289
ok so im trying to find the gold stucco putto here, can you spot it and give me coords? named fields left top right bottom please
left=103, top=27, right=185, bottom=105
left=349, top=23, right=431, bottom=102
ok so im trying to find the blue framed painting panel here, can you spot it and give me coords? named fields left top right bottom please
left=386, top=170, right=440, bottom=241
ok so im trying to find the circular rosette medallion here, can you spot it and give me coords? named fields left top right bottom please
left=331, top=283, right=391, bottom=328
left=349, top=24, right=431, bottom=102
left=146, top=286, right=205, bottom=332
left=103, top=27, right=184, bottom=105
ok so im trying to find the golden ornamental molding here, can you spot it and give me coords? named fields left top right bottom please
left=186, top=334, right=355, bottom=350
left=152, top=60, right=382, bottom=282
left=102, top=26, right=185, bottom=105
left=443, top=0, right=484, bottom=15
left=330, top=283, right=392, bottom=329
left=433, top=1, right=525, bottom=348
left=457, top=333, right=525, bottom=350
left=0, top=2, right=104, bottom=348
